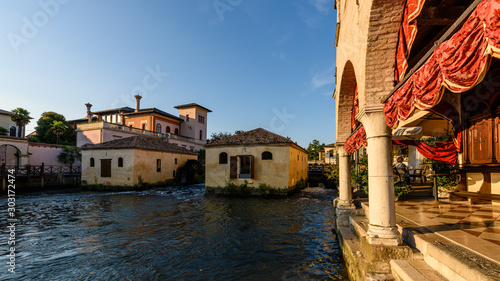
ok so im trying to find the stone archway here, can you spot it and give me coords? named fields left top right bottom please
left=336, top=60, right=357, bottom=143
left=0, top=144, right=20, bottom=168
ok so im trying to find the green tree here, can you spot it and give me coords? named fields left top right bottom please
left=34, top=112, right=75, bottom=145
left=306, top=139, right=325, bottom=160
left=234, top=130, right=245, bottom=135
left=57, top=146, right=81, bottom=171
left=197, top=149, right=206, bottom=165
left=51, top=120, right=67, bottom=144
left=0, top=127, right=8, bottom=136
left=208, top=130, right=244, bottom=142
left=10, top=108, right=32, bottom=138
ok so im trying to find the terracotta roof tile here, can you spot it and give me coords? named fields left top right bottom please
left=205, top=128, right=297, bottom=147
left=81, top=136, right=197, bottom=155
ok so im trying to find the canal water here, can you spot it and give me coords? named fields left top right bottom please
left=1, top=185, right=348, bottom=280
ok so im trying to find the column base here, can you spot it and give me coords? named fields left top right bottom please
left=367, top=224, right=402, bottom=246
left=337, top=200, right=356, bottom=210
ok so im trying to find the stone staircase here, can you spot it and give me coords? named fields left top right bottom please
left=336, top=200, right=500, bottom=280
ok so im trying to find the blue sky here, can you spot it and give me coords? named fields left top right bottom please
left=1, top=0, right=336, bottom=148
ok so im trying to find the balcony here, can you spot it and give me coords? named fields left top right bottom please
left=77, top=121, right=195, bottom=143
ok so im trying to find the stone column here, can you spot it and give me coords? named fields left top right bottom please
left=358, top=104, right=401, bottom=246
left=337, top=143, right=355, bottom=209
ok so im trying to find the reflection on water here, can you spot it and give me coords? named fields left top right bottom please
left=1, top=185, right=348, bottom=280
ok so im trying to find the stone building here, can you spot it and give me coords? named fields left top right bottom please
left=334, top=0, right=500, bottom=279
left=81, top=135, right=197, bottom=186
left=205, top=128, right=308, bottom=194
left=0, top=109, right=18, bottom=137
left=72, top=96, right=211, bottom=151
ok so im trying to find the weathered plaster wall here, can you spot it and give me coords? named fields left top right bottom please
left=81, top=149, right=135, bottom=186
left=206, top=145, right=293, bottom=189
left=81, top=148, right=196, bottom=186
left=28, top=143, right=81, bottom=167
left=287, top=145, right=308, bottom=189
left=133, top=149, right=197, bottom=185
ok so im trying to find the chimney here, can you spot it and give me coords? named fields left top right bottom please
left=85, top=103, right=93, bottom=123
left=134, top=95, right=142, bottom=112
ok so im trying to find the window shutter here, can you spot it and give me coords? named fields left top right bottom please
left=250, top=155, right=254, bottom=179
left=230, top=156, right=237, bottom=179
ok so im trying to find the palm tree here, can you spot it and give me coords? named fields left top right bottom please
left=57, top=146, right=81, bottom=171
left=51, top=120, right=67, bottom=144
left=10, top=108, right=32, bottom=138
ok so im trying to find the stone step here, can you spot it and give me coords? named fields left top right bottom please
left=390, top=260, right=447, bottom=281
left=363, top=201, right=500, bottom=281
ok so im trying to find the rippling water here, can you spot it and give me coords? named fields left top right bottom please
left=1, top=185, right=348, bottom=280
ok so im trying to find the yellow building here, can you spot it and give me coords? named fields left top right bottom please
left=205, top=128, right=308, bottom=195
left=81, top=135, right=197, bottom=187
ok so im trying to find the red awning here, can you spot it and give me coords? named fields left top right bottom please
left=395, top=0, right=426, bottom=82
left=385, top=0, right=500, bottom=130
left=345, top=126, right=367, bottom=154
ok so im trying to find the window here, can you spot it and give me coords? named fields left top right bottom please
left=9, top=126, right=16, bottom=137
left=142, top=124, right=146, bottom=130
left=101, top=159, right=111, bottom=177
left=156, top=124, right=161, bottom=133
left=167, top=126, right=171, bottom=133
left=262, top=151, right=273, bottom=160
left=198, top=115, right=205, bottom=124
left=175, top=158, right=178, bottom=165
left=219, top=152, right=228, bottom=164
left=173, top=170, right=176, bottom=178
left=157, top=159, right=161, bottom=172
left=199, top=130, right=203, bottom=140
left=297, top=155, right=299, bottom=161
left=186, top=114, right=190, bottom=121
left=90, top=157, right=95, bottom=167
left=174, top=128, right=179, bottom=135
left=118, top=157, right=123, bottom=167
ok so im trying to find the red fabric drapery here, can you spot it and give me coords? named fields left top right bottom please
left=352, top=86, right=359, bottom=130
left=385, top=0, right=500, bottom=129
left=344, top=126, right=457, bottom=164
left=395, top=0, right=426, bottom=81
left=345, top=126, right=367, bottom=154
left=393, top=140, right=457, bottom=165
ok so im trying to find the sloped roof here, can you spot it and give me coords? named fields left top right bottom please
left=81, top=136, right=197, bottom=155
left=0, top=109, right=13, bottom=116
left=205, top=128, right=298, bottom=148
left=122, top=108, right=184, bottom=122
left=174, top=103, right=212, bottom=112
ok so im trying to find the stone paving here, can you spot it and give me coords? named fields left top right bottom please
left=396, top=199, right=500, bottom=264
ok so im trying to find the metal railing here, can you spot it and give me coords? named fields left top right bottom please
left=79, top=121, right=196, bottom=142
left=0, top=164, right=81, bottom=177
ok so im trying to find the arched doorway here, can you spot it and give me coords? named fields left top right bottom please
left=0, top=144, right=20, bottom=168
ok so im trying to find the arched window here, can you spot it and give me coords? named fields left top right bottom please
left=156, top=124, right=161, bottom=133
left=90, top=157, right=95, bottom=167
left=142, top=124, right=146, bottom=130
left=118, top=157, right=123, bottom=167
left=262, top=151, right=273, bottom=160
left=199, top=130, right=203, bottom=140
left=219, top=152, right=228, bottom=164
left=9, top=126, right=16, bottom=137
left=166, top=126, right=171, bottom=133
left=174, top=128, right=179, bottom=135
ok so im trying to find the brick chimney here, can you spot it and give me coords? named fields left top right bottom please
left=134, top=95, right=142, bottom=112
left=85, top=103, right=93, bottom=123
